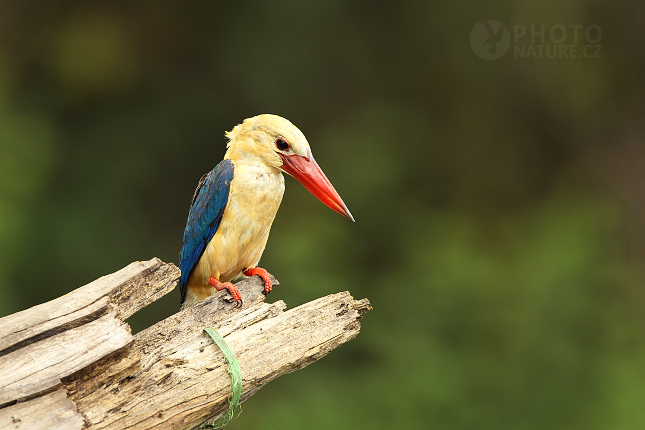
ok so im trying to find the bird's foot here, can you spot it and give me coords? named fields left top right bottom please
left=208, top=276, right=243, bottom=307
left=243, top=267, right=273, bottom=295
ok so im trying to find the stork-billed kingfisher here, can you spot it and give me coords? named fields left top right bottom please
left=179, top=114, right=353, bottom=308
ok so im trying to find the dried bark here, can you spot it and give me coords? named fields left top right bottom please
left=0, top=258, right=371, bottom=430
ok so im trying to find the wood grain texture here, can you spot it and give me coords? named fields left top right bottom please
left=0, top=312, right=132, bottom=407
left=0, top=390, right=84, bottom=430
left=0, top=258, right=179, bottom=357
left=72, top=289, right=370, bottom=430
left=0, top=259, right=371, bottom=430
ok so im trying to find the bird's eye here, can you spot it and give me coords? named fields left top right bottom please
left=275, top=138, right=290, bottom=151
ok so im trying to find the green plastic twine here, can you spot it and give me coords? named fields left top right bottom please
left=202, top=327, right=242, bottom=429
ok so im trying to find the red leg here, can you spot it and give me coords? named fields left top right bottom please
left=244, top=267, right=273, bottom=295
left=208, top=276, right=243, bottom=307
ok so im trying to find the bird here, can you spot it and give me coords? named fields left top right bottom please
left=179, top=114, right=353, bottom=308
left=481, top=21, right=506, bottom=55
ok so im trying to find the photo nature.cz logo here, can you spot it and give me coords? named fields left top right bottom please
left=470, top=20, right=602, bottom=60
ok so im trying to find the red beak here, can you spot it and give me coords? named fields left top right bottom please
left=279, top=152, right=354, bottom=221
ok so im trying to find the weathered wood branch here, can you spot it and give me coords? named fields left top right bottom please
left=0, top=258, right=371, bottom=430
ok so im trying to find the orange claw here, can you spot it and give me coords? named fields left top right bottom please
left=208, top=276, right=243, bottom=307
left=243, top=267, right=273, bottom=295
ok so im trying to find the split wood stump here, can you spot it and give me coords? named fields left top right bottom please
left=0, top=258, right=371, bottom=429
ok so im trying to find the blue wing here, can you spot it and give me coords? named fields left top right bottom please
left=179, top=159, right=235, bottom=304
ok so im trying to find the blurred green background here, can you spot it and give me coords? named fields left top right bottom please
left=1, top=1, right=645, bottom=429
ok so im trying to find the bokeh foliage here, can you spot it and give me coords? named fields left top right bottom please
left=1, top=1, right=644, bottom=429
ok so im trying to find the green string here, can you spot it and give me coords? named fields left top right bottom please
left=202, top=327, right=242, bottom=429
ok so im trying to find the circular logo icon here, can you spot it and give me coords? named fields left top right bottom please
left=470, top=20, right=510, bottom=61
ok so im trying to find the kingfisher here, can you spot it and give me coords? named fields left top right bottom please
left=179, top=114, right=354, bottom=308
